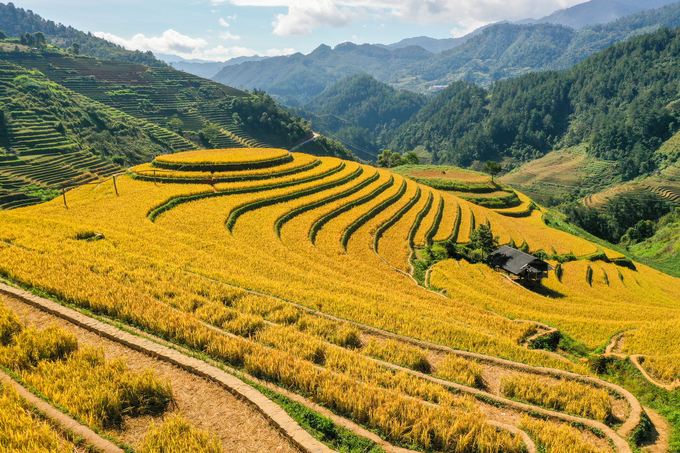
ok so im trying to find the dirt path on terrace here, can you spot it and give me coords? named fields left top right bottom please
left=1, top=294, right=301, bottom=453
left=641, top=407, right=670, bottom=453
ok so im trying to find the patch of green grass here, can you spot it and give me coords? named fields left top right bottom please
left=253, top=384, right=385, bottom=453
left=598, top=358, right=680, bottom=452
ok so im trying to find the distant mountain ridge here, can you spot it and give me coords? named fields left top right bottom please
left=521, top=0, right=679, bottom=29
left=211, top=1, right=680, bottom=102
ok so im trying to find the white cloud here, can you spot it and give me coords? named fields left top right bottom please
left=94, top=29, right=256, bottom=61
left=93, top=29, right=207, bottom=55
left=219, top=18, right=230, bottom=26
left=213, top=0, right=588, bottom=35
left=220, top=31, right=241, bottom=40
left=266, top=47, right=296, bottom=56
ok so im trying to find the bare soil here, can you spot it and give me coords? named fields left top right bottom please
left=641, top=407, right=670, bottom=453
left=2, top=295, right=300, bottom=453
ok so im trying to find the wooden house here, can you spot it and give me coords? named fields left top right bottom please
left=486, top=245, right=554, bottom=281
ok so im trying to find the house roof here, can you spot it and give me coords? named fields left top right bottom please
left=486, top=245, right=554, bottom=275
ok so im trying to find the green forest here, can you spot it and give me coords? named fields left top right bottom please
left=386, top=26, right=680, bottom=181
left=0, top=2, right=164, bottom=66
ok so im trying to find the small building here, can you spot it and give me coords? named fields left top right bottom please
left=487, top=245, right=554, bottom=281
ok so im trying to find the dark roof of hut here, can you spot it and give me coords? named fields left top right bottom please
left=487, top=245, right=554, bottom=275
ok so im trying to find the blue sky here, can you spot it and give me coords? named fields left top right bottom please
left=14, top=0, right=588, bottom=61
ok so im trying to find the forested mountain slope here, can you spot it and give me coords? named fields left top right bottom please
left=387, top=26, right=680, bottom=182
left=213, top=43, right=433, bottom=104
left=293, top=74, right=427, bottom=159
left=0, top=2, right=163, bottom=67
left=521, top=0, right=679, bottom=29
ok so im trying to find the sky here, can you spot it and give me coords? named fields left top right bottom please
left=14, top=0, right=589, bottom=61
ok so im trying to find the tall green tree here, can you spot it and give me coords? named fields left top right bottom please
left=482, top=161, right=502, bottom=182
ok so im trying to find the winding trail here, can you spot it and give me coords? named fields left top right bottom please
left=604, top=330, right=680, bottom=391
left=0, top=369, right=124, bottom=453
left=0, top=282, right=333, bottom=453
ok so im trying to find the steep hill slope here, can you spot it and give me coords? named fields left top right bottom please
left=0, top=147, right=678, bottom=452
left=294, top=74, right=427, bottom=160
left=388, top=26, right=680, bottom=180
left=0, top=48, right=321, bottom=152
left=0, top=58, right=196, bottom=209
left=0, top=2, right=163, bottom=67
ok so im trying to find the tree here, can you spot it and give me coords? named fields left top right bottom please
left=71, top=42, right=80, bottom=55
left=482, top=160, right=502, bottom=182
left=167, top=117, right=184, bottom=134
left=469, top=224, right=499, bottom=256
left=34, top=31, right=46, bottom=47
left=378, top=149, right=404, bottom=168
left=20, top=32, right=35, bottom=46
left=403, top=151, right=420, bottom=165
left=0, top=31, right=7, bottom=40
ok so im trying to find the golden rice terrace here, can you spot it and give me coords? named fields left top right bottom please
left=0, top=147, right=678, bottom=453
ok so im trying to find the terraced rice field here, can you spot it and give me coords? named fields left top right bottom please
left=583, top=180, right=680, bottom=209
left=0, top=148, right=677, bottom=453
left=0, top=59, right=201, bottom=210
left=1, top=52, right=268, bottom=150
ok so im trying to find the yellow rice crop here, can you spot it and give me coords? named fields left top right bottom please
left=377, top=185, right=433, bottom=272
left=363, top=338, right=431, bottom=373
left=431, top=192, right=460, bottom=242
left=519, top=416, right=612, bottom=453
left=155, top=147, right=289, bottom=165
left=0, top=383, right=71, bottom=453
left=501, top=374, right=612, bottom=421
left=412, top=193, right=442, bottom=247
left=132, top=152, right=316, bottom=180
left=436, top=354, right=484, bottom=388
left=0, top=151, right=678, bottom=440
left=140, top=413, right=221, bottom=453
left=20, top=346, right=173, bottom=429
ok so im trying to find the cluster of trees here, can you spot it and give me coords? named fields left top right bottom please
left=0, top=3, right=164, bottom=67
left=229, top=91, right=312, bottom=149
left=377, top=149, right=419, bottom=168
left=421, top=224, right=500, bottom=265
left=386, top=27, right=680, bottom=180
left=560, top=191, right=672, bottom=244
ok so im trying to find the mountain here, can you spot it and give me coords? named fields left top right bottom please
left=0, top=2, right=164, bottom=67
left=212, top=1, right=680, bottom=102
left=293, top=74, right=427, bottom=160
left=168, top=55, right=270, bottom=80
left=524, top=0, right=679, bottom=29
left=386, top=26, right=680, bottom=184
left=212, top=43, right=433, bottom=104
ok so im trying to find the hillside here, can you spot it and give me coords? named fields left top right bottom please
left=0, top=2, right=164, bottom=67
left=522, top=0, right=679, bottom=29
left=0, top=45, right=355, bottom=209
left=0, top=147, right=677, bottom=452
left=294, top=74, right=428, bottom=160
left=0, top=58, right=195, bottom=209
left=388, top=26, right=680, bottom=182
left=212, top=2, right=680, bottom=102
